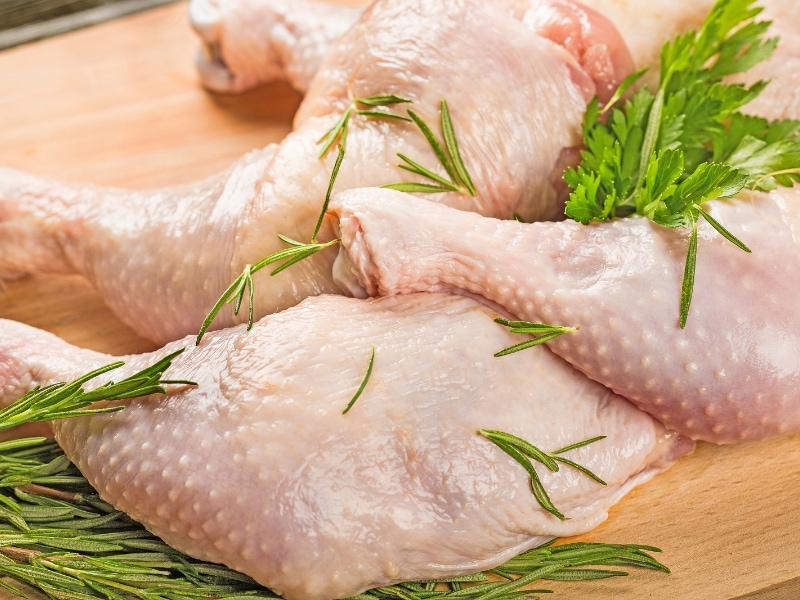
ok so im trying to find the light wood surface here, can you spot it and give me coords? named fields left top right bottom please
left=0, top=3, right=798, bottom=599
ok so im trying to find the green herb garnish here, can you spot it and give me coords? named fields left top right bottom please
left=0, top=437, right=665, bottom=600
left=478, top=431, right=606, bottom=521
left=342, top=346, right=375, bottom=415
left=0, top=363, right=661, bottom=599
left=0, top=351, right=191, bottom=431
left=197, top=144, right=346, bottom=344
left=384, top=99, right=477, bottom=196
left=493, top=319, right=579, bottom=357
left=318, top=94, right=413, bottom=158
left=564, top=0, right=800, bottom=328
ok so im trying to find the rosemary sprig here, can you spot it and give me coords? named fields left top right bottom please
left=478, top=431, right=607, bottom=521
left=0, top=351, right=191, bottom=431
left=384, top=99, right=477, bottom=196
left=342, top=346, right=375, bottom=415
left=318, top=94, right=412, bottom=158
left=195, top=235, right=340, bottom=344
left=493, top=319, right=579, bottom=357
left=196, top=145, right=346, bottom=344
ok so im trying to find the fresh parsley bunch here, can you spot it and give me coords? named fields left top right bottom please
left=564, top=0, right=800, bottom=327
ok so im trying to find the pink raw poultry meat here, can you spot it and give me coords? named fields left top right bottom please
left=329, top=186, right=800, bottom=444
left=0, top=0, right=631, bottom=345
left=191, top=0, right=365, bottom=94
left=0, top=293, right=691, bottom=600
left=191, top=0, right=797, bottom=120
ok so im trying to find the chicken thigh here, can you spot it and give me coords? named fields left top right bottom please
left=0, top=292, right=692, bottom=600
left=0, top=0, right=631, bottom=345
left=329, top=186, right=800, bottom=444
left=195, top=0, right=798, bottom=119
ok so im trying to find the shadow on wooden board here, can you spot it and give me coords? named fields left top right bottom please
left=730, top=577, right=800, bottom=600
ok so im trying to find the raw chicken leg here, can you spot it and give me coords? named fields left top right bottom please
left=197, top=0, right=799, bottom=119
left=191, top=0, right=364, bottom=93
left=0, top=293, right=692, bottom=600
left=329, top=186, right=800, bottom=444
left=0, top=0, right=631, bottom=345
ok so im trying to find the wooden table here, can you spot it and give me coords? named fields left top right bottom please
left=0, top=3, right=798, bottom=599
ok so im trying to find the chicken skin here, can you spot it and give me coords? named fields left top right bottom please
left=0, top=293, right=692, bottom=600
left=0, top=0, right=631, bottom=345
left=329, top=186, right=800, bottom=444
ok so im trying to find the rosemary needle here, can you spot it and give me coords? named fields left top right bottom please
left=493, top=319, right=579, bottom=357
left=318, top=95, right=412, bottom=159
left=342, top=346, right=375, bottom=415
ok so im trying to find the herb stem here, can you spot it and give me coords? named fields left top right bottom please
left=342, top=346, right=375, bottom=415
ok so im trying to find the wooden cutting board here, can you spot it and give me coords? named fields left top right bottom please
left=0, top=3, right=798, bottom=599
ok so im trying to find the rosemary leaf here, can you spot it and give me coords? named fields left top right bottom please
left=396, top=153, right=461, bottom=190
left=407, top=109, right=458, bottom=184
left=313, top=144, right=346, bottom=244
left=552, top=436, right=607, bottom=454
left=342, top=347, right=375, bottom=415
left=356, top=110, right=413, bottom=122
left=695, top=204, right=752, bottom=252
left=196, top=272, right=246, bottom=345
left=317, top=107, right=354, bottom=159
left=382, top=182, right=457, bottom=194
left=440, top=99, right=476, bottom=195
left=492, top=319, right=578, bottom=357
left=318, top=95, right=412, bottom=158
left=550, top=457, right=607, bottom=486
left=353, top=95, right=412, bottom=107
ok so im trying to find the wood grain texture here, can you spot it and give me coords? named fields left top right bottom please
left=0, top=3, right=798, bottom=599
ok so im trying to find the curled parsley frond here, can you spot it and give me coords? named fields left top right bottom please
left=493, top=319, right=579, bottom=357
left=563, top=0, right=800, bottom=328
left=478, top=430, right=606, bottom=521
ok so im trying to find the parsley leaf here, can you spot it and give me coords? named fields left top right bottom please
left=564, top=0, right=800, bottom=328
